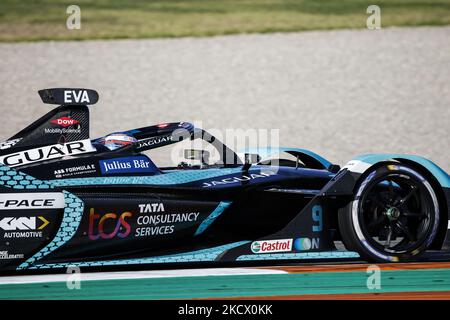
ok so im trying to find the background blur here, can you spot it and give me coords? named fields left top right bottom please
left=0, top=0, right=448, bottom=170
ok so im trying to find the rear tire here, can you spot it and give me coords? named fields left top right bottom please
left=339, top=163, right=440, bottom=262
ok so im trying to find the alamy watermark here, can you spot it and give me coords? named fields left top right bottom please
left=66, top=265, right=81, bottom=290
left=166, top=121, right=280, bottom=168
left=366, top=265, right=381, bottom=290
left=366, top=5, right=381, bottom=30
left=66, top=5, right=81, bottom=30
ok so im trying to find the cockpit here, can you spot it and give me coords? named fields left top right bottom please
left=92, top=122, right=242, bottom=171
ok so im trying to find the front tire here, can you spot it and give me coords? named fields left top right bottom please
left=339, top=163, right=440, bottom=262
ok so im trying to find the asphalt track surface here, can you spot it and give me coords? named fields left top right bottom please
left=0, top=27, right=449, bottom=299
left=1, top=262, right=450, bottom=299
left=0, top=26, right=449, bottom=171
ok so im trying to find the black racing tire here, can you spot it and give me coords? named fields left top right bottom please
left=338, top=163, right=440, bottom=262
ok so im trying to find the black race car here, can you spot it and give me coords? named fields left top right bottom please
left=0, top=88, right=448, bottom=271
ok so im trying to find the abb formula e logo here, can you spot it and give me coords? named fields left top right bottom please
left=251, top=239, right=293, bottom=254
left=0, top=193, right=65, bottom=210
left=0, top=139, right=96, bottom=167
left=51, top=117, right=79, bottom=128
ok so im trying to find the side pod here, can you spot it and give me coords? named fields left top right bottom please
left=0, top=164, right=83, bottom=271
left=221, top=172, right=366, bottom=262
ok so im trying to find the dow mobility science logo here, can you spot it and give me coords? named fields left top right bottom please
left=99, top=156, right=157, bottom=174
left=51, top=117, right=79, bottom=128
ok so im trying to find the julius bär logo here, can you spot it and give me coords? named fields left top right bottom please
left=88, top=208, right=132, bottom=240
left=51, top=117, right=79, bottom=127
left=99, top=156, right=156, bottom=174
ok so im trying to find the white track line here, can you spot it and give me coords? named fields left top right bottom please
left=0, top=268, right=287, bottom=285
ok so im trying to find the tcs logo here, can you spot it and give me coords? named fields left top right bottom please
left=88, top=208, right=132, bottom=240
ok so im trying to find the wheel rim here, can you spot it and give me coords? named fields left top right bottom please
left=357, top=171, right=436, bottom=256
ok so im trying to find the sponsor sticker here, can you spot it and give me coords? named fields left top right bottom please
left=0, top=138, right=21, bottom=150
left=99, top=156, right=157, bottom=174
left=87, top=202, right=206, bottom=240
left=0, top=193, right=65, bottom=210
left=44, top=127, right=81, bottom=134
left=135, top=202, right=200, bottom=237
left=251, top=239, right=293, bottom=254
left=88, top=208, right=132, bottom=240
left=64, top=90, right=91, bottom=104
left=0, top=251, right=24, bottom=260
left=51, top=117, right=80, bottom=128
left=46, top=117, right=81, bottom=134
left=0, top=216, right=50, bottom=238
left=54, top=164, right=97, bottom=178
left=0, top=216, right=49, bottom=231
left=0, top=139, right=96, bottom=167
left=202, top=171, right=276, bottom=188
left=137, top=135, right=173, bottom=150
left=294, top=237, right=320, bottom=251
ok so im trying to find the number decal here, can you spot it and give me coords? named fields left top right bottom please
left=312, top=205, right=323, bottom=232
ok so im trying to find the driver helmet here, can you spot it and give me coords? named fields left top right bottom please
left=97, top=133, right=137, bottom=151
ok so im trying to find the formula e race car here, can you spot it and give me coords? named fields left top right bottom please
left=0, top=88, right=449, bottom=272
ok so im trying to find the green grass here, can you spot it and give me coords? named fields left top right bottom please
left=0, top=0, right=450, bottom=42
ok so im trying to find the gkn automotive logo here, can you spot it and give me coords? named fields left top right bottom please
left=251, top=239, right=293, bottom=254
left=0, top=216, right=50, bottom=239
left=0, top=216, right=49, bottom=231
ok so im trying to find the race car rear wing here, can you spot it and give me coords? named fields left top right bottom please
left=3, top=88, right=97, bottom=153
